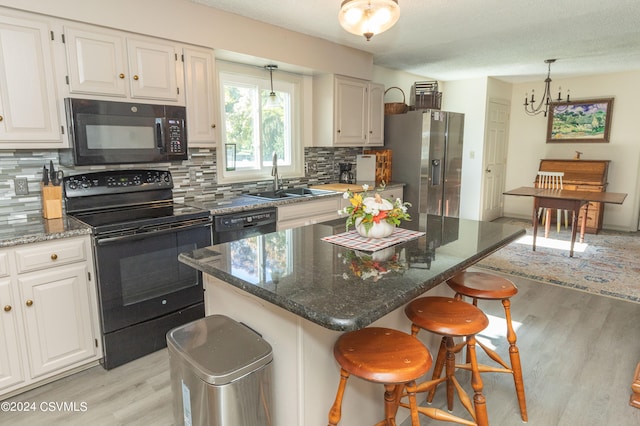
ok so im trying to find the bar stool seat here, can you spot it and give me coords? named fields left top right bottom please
left=405, top=296, right=490, bottom=426
left=447, top=270, right=528, bottom=422
left=328, top=327, right=475, bottom=426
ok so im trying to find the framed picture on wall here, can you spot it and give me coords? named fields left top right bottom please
left=546, top=98, right=614, bottom=143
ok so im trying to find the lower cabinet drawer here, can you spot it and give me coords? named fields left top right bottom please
left=14, top=238, right=87, bottom=274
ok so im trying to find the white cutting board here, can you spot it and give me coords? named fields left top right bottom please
left=356, top=154, right=376, bottom=184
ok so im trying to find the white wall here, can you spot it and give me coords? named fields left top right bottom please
left=506, top=70, right=640, bottom=231
left=441, top=78, right=488, bottom=220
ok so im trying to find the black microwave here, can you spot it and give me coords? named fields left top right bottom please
left=60, top=98, right=188, bottom=166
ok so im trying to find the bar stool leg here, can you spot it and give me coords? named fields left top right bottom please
left=328, top=369, right=349, bottom=426
left=425, top=335, right=447, bottom=404
left=503, top=298, right=528, bottom=422
left=445, top=336, right=457, bottom=412
left=467, top=334, right=489, bottom=426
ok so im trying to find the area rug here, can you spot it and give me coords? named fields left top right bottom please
left=476, top=218, right=640, bottom=303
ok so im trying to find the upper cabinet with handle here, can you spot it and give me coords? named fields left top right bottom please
left=63, top=24, right=183, bottom=104
left=313, top=74, right=384, bottom=147
left=0, top=11, right=63, bottom=146
left=183, top=46, right=218, bottom=147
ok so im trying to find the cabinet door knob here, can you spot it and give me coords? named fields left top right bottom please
left=211, top=124, right=216, bottom=129
left=26, top=300, right=33, bottom=307
left=119, top=73, right=125, bottom=79
left=3, top=305, right=11, bottom=312
left=337, top=129, right=341, bottom=134
left=51, top=253, right=58, bottom=260
left=0, top=115, right=3, bottom=122
left=133, top=75, right=139, bottom=81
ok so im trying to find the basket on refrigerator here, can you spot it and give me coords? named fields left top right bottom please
left=384, top=86, right=408, bottom=115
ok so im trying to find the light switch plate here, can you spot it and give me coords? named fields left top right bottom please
left=15, top=178, right=29, bottom=195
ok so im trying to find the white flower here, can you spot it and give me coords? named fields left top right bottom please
left=361, top=184, right=369, bottom=191
left=342, top=273, right=349, bottom=280
left=342, top=192, right=350, bottom=199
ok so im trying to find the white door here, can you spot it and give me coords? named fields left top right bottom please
left=183, top=46, right=217, bottom=146
left=127, top=38, right=179, bottom=101
left=366, top=82, right=384, bottom=146
left=481, top=100, right=510, bottom=221
left=334, top=76, right=367, bottom=145
left=18, top=264, right=96, bottom=379
left=0, top=14, right=61, bottom=143
left=0, top=278, right=25, bottom=392
left=64, top=25, right=128, bottom=97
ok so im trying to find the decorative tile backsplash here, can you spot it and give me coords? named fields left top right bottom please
left=0, top=147, right=363, bottom=222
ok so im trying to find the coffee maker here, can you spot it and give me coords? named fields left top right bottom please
left=339, top=163, right=354, bottom=184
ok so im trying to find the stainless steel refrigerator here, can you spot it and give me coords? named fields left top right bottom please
left=384, top=109, right=464, bottom=231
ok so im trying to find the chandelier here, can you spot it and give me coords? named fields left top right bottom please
left=338, top=0, right=400, bottom=41
left=524, top=59, right=570, bottom=117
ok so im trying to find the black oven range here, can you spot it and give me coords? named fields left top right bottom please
left=63, top=169, right=212, bottom=370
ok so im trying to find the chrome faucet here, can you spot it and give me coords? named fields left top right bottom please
left=271, top=151, right=281, bottom=192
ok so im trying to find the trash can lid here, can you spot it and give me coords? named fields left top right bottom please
left=167, top=314, right=273, bottom=385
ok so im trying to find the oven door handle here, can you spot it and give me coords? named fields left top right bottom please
left=96, top=221, right=211, bottom=246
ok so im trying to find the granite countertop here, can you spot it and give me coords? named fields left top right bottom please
left=179, top=216, right=526, bottom=331
left=0, top=216, right=92, bottom=248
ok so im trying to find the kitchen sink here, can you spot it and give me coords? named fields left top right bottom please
left=246, top=191, right=300, bottom=200
left=246, top=188, right=335, bottom=200
left=282, top=188, right=334, bottom=196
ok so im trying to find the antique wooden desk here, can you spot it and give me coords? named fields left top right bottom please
left=504, top=187, right=627, bottom=257
left=536, top=159, right=610, bottom=233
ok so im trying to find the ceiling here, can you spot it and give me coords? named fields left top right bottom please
left=191, top=0, right=640, bottom=83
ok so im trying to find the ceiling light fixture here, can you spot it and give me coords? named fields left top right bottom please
left=264, top=64, right=279, bottom=108
left=338, top=0, right=400, bottom=41
left=524, top=59, right=570, bottom=117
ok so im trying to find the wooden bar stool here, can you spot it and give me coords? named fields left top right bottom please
left=327, top=327, right=475, bottom=426
left=447, top=270, right=527, bottom=422
left=405, top=296, right=490, bottom=426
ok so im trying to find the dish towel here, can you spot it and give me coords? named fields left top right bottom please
left=322, top=228, right=425, bottom=252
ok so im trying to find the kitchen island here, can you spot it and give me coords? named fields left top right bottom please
left=179, top=217, right=525, bottom=425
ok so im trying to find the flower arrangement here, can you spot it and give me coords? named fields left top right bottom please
left=341, top=249, right=408, bottom=282
left=339, top=184, right=411, bottom=236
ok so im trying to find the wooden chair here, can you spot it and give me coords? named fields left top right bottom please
left=447, top=271, right=528, bottom=422
left=536, top=170, right=569, bottom=233
left=327, top=327, right=475, bottom=426
left=405, top=297, right=490, bottom=426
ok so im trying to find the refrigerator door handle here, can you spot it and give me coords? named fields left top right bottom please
left=431, top=159, right=441, bottom=186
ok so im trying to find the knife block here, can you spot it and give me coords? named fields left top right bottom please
left=41, top=183, right=63, bottom=219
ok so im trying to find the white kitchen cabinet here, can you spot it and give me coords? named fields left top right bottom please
left=0, top=236, right=102, bottom=398
left=313, top=75, right=384, bottom=147
left=64, top=24, right=182, bottom=103
left=277, top=198, right=341, bottom=231
left=0, top=12, right=63, bottom=147
left=367, top=82, right=385, bottom=145
left=183, top=46, right=218, bottom=146
left=0, top=276, right=24, bottom=392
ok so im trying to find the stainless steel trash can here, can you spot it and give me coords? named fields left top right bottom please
left=167, top=314, right=273, bottom=426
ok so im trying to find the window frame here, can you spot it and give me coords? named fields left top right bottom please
left=216, top=60, right=305, bottom=184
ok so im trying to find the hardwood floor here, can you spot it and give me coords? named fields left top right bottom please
left=2, top=273, right=640, bottom=425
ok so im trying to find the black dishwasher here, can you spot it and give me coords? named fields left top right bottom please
left=213, top=208, right=277, bottom=243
